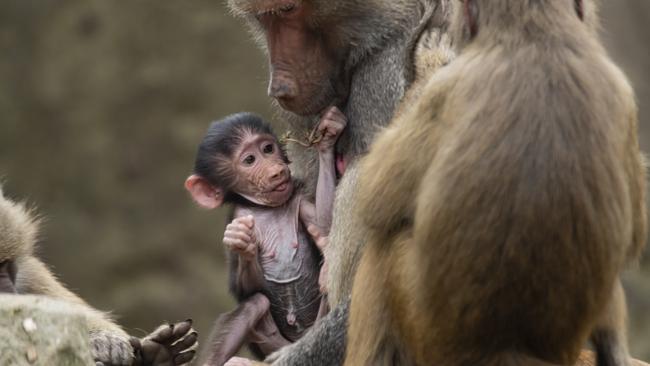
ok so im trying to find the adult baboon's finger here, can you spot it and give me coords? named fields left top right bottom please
left=171, top=332, right=198, bottom=354
left=171, top=320, right=193, bottom=340
left=174, top=350, right=196, bottom=365
left=148, top=324, right=173, bottom=343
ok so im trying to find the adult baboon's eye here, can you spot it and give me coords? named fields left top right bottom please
left=244, top=155, right=256, bottom=165
left=279, top=3, right=296, bottom=14
left=263, top=143, right=274, bottom=154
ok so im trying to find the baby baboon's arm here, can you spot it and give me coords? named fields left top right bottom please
left=300, top=106, right=347, bottom=235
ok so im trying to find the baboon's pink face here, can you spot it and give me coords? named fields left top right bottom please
left=247, top=1, right=348, bottom=116
left=232, top=133, right=294, bottom=207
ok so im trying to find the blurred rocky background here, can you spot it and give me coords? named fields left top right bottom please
left=0, top=0, right=648, bottom=361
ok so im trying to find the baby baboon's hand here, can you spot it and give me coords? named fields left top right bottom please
left=316, top=106, right=347, bottom=153
left=223, top=215, right=257, bottom=261
left=131, top=320, right=198, bottom=366
left=90, top=330, right=134, bottom=366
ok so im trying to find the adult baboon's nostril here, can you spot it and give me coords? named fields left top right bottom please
left=268, top=75, right=298, bottom=100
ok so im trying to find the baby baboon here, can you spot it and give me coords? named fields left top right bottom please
left=347, top=0, right=646, bottom=365
left=0, top=187, right=197, bottom=366
left=186, top=108, right=345, bottom=365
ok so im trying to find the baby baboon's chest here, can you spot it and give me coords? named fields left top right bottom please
left=240, top=194, right=322, bottom=341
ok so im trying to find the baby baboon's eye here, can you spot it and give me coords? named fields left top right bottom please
left=263, top=144, right=274, bottom=154
left=244, top=155, right=256, bottom=165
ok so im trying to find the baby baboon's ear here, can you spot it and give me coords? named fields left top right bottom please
left=185, top=175, right=224, bottom=209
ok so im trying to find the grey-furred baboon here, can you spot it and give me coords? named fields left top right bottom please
left=221, top=0, right=454, bottom=365
left=346, top=0, right=646, bottom=365
left=0, top=187, right=198, bottom=366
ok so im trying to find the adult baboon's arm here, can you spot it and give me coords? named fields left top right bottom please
left=16, top=253, right=128, bottom=336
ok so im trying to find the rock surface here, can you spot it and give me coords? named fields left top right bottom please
left=0, top=294, right=93, bottom=366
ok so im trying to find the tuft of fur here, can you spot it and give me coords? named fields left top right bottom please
left=0, top=187, right=39, bottom=261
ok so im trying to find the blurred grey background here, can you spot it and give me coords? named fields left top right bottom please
left=0, top=0, right=648, bottom=361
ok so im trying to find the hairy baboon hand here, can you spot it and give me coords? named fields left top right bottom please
left=131, top=320, right=198, bottom=366
left=224, top=215, right=257, bottom=261
left=90, top=330, right=134, bottom=366
left=316, top=106, right=347, bottom=152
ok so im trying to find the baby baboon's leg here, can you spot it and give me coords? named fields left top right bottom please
left=202, top=294, right=287, bottom=366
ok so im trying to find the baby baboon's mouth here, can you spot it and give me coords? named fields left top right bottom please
left=272, top=180, right=290, bottom=192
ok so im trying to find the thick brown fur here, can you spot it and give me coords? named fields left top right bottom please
left=346, top=0, right=646, bottom=365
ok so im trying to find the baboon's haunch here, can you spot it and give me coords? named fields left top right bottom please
left=347, top=0, right=646, bottom=365
left=186, top=108, right=346, bottom=365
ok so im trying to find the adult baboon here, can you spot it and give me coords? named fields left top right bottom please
left=0, top=187, right=197, bottom=366
left=346, top=0, right=646, bottom=366
left=224, top=0, right=453, bottom=364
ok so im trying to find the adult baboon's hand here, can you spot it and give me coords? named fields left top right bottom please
left=130, top=320, right=198, bottom=366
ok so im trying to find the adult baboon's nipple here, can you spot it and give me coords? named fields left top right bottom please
left=287, top=311, right=297, bottom=326
left=336, top=153, right=346, bottom=176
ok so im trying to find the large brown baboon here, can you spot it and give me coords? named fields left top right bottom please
left=346, top=0, right=646, bottom=365
left=0, top=187, right=197, bottom=366
left=222, top=0, right=454, bottom=364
